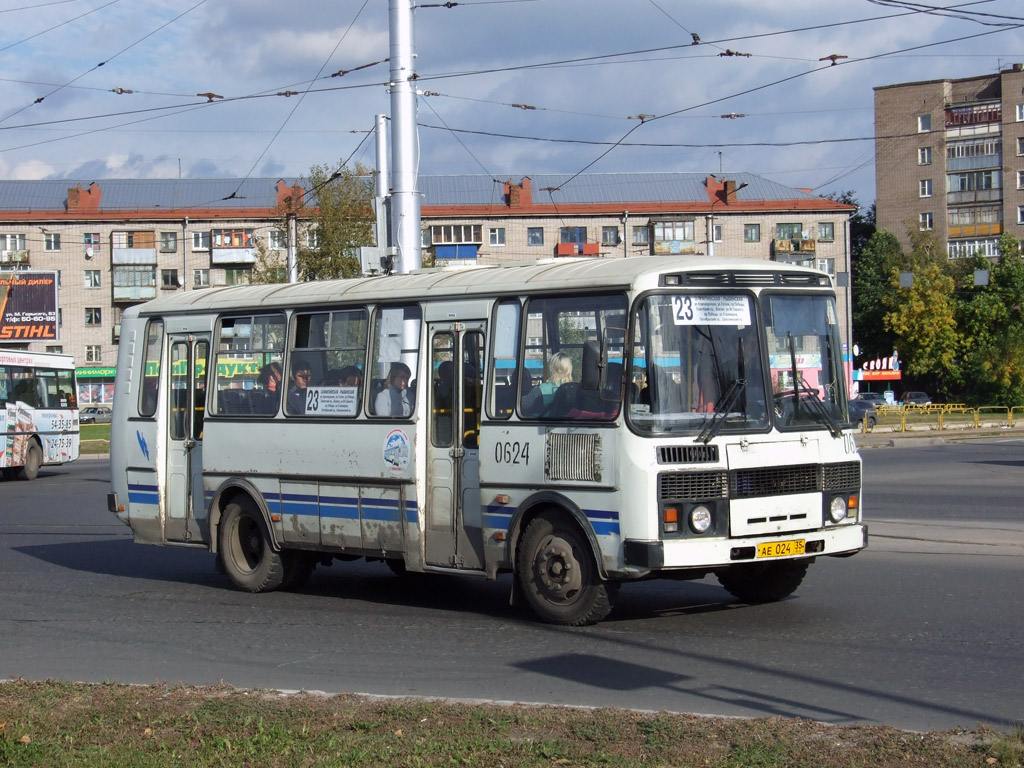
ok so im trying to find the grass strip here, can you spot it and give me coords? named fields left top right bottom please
left=0, top=680, right=1020, bottom=767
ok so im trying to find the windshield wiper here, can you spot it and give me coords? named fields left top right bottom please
left=795, top=381, right=841, bottom=437
left=697, top=377, right=745, bottom=444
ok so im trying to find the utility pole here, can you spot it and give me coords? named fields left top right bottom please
left=389, top=0, right=421, bottom=273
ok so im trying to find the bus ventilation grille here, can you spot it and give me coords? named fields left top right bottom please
left=658, top=470, right=729, bottom=501
left=730, top=463, right=819, bottom=498
left=546, top=433, right=601, bottom=482
left=823, top=461, right=861, bottom=490
left=658, top=444, right=719, bottom=464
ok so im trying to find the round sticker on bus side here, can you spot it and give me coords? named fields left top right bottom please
left=383, top=428, right=411, bottom=475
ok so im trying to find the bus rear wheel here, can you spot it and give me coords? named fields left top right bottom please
left=219, top=501, right=285, bottom=592
left=17, top=441, right=41, bottom=481
left=517, top=513, right=617, bottom=626
left=715, top=560, right=809, bottom=604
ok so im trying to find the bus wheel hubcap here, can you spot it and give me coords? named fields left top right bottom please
left=537, top=537, right=582, bottom=600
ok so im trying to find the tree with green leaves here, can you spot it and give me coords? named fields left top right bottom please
left=251, top=163, right=375, bottom=284
left=953, top=234, right=1024, bottom=405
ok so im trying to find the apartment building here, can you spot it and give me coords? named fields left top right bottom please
left=874, top=64, right=1024, bottom=257
left=0, top=172, right=853, bottom=403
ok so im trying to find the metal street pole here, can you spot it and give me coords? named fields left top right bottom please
left=389, top=0, right=421, bottom=273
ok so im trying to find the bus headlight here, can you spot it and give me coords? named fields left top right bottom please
left=828, top=495, right=847, bottom=523
left=689, top=505, right=712, bottom=533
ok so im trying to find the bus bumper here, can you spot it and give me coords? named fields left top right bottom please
left=624, top=523, right=867, bottom=570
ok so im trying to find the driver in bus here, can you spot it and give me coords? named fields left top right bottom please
left=286, top=358, right=312, bottom=415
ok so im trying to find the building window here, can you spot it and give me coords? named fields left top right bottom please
left=85, top=345, right=101, bottom=363
left=489, top=227, right=506, bottom=246
left=776, top=223, right=803, bottom=240
left=1018, top=137, right=1024, bottom=156
left=44, top=233, right=61, bottom=251
left=1017, top=104, right=1024, bottom=122
left=1, top=233, right=26, bottom=250
left=919, top=212, right=934, bottom=231
left=560, top=226, right=587, bottom=244
left=85, top=307, right=102, bottom=326
left=193, top=268, right=210, bottom=288
left=601, top=226, right=619, bottom=246
left=919, top=179, right=933, bottom=198
left=161, top=269, right=179, bottom=289
left=816, top=258, right=836, bottom=275
left=948, top=170, right=999, bottom=192
left=743, top=223, right=760, bottom=242
left=712, top=224, right=723, bottom=243
left=84, top=269, right=101, bottom=288
left=269, top=230, right=286, bottom=250
left=917, top=114, right=931, bottom=132
left=527, top=227, right=544, bottom=246
left=212, top=229, right=254, bottom=248
left=429, top=224, right=483, bottom=244
left=1018, top=170, right=1024, bottom=190
left=45, top=345, right=62, bottom=354
left=305, top=230, right=320, bottom=249
left=1018, top=206, right=1024, bottom=225
left=83, top=232, right=100, bottom=248
left=159, top=232, right=177, bottom=252
left=58, top=308, right=62, bottom=327
left=632, top=225, right=649, bottom=245
left=225, top=268, right=250, bottom=286
left=818, top=222, right=835, bottom=242
left=918, top=147, right=932, bottom=165
left=192, top=231, right=210, bottom=251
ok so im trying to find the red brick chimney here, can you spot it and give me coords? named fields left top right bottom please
left=67, top=182, right=101, bottom=213
left=505, top=177, right=533, bottom=209
left=277, top=179, right=305, bottom=211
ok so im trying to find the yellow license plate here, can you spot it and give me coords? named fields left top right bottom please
left=756, top=539, right=806, bottom=558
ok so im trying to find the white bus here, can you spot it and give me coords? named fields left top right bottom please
left=108, top=255, right=866, bottom=625
left=0, top=349, right=79, bottom=480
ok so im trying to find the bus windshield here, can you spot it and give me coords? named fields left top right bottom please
left=763, top=293, right=846, bottom=433
left=628, top=293, right=768, bottom=434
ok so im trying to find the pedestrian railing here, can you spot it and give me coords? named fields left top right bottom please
left=860, top=404, right=1020, bottom=433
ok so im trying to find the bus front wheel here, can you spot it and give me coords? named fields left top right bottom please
left=517, top=513, right=617, bottom=626
left=219, top=501, right=285, bottom=592
left=17, top=441, right=42, bottom=481
left=715, top=560, right=809, bottom=604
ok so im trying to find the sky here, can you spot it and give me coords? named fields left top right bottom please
left=0, top=0, right=1022, bottom=208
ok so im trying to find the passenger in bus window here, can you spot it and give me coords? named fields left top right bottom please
left=258, top=362, right=282, bottom=393
left=339, top=366, right=362, bottom=387
left=287, top=358, right=312, bottom=415
left=522, top=352, right=571, bottom=416
left=375, top=362, right=412, bottom=416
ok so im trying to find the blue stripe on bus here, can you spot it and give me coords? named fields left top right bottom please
left=482, top=505, right=620, bottom=536
left=127, top=483, right=159, bottom=505
left=260, top=491, right=418, bottom=525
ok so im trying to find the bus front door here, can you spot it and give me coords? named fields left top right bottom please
left=424, top=324, right=485, bottom=570
left=165, top=334, right=209, bottom=543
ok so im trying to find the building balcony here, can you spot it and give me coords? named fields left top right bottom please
left=947, top=189, right=1001, bottom=204
left=772, top=238, right=816, bottom=255
left=211, top=247, right=257, bottom=265
left=948, top=223, right=1002, bottom=238
left=0, top=249, right=29, bottom=266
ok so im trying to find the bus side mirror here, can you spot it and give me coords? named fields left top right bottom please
left=581, top=340, right=602, bottom=391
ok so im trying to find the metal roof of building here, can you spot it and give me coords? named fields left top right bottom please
left=0, top=172, right=833, bottom=214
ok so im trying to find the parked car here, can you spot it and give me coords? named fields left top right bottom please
left=848, top=399, right=878, bottom=429
left=900, top=391, right=932, bottom=406
left=855, top=391, right=887, bottom=405
left=80, top=406, right=112, bottom=424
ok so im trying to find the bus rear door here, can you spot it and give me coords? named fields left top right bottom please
left=165, top=333, right=209, bottom=543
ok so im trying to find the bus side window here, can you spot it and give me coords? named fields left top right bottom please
left=489, top=299, right=520, bottom=421
left=140, top=318, right=164, bottom=418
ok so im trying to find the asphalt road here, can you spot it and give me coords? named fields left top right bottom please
left=1, top=447, right=1021, bottom=733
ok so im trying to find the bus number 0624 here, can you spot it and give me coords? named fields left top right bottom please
left=494, top=441, right=530, bottom=465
